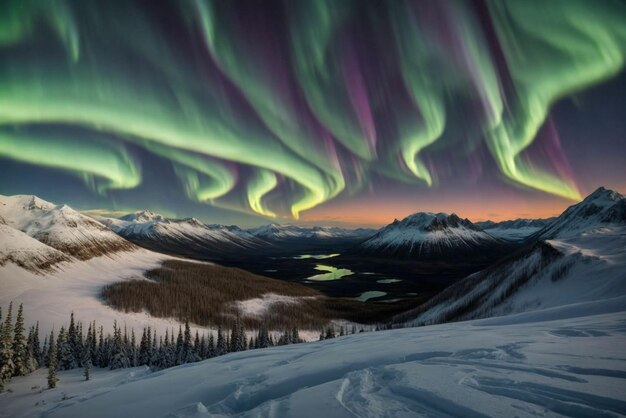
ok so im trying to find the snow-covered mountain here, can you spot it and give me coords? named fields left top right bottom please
left=530, top=186, right=625, bottom=240
left=0, top=195, right=136, bottom=260
left=98, top=211, right=269, bottom=259
left=353, top=212, right=505, bottom=261
left=475, top=217, right=555, bottom=241
left=0, top=223, right=70, bottom=271
left=249, top=223, right=376, bottom=242
left=397, top=187, right=626, bottom=326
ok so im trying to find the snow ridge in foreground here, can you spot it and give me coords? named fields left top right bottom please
left=2, top=308, right=625, bottom=418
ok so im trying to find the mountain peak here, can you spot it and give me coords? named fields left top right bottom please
left=583, top=187, right=623, bottom=205
left=120, top=210, right=164, bottom=223
left=532, top=186, right=625, bottom=240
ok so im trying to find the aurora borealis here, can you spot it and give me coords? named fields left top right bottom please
left=1, top=0, right=625, bottom=226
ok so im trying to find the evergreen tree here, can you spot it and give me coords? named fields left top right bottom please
left=138, top=328, right=149, bottom=366
left=181, top=320, right=195, bottom=363
left=89, top=322, right=97, bottom=362
left=83, top=347, right=92, bottom=381
left=33, top=322, right=42, bottom=366
left=95, top=326, right=105, bottom=367
left=57, top=327, right=76, bottom=370
left=229, top=318, right=246, bottom=352
left=199, top=334, right=207, bottom=359
left=41, top=335, right=49, bottom=367
left=175, top=325, right=183, bottom=365
left=109, top=321, right=130, bottom=370
left=291, top=327, right=300, bottom=344
left=83, top=326, right=93, bottom=381
left=0, top=302, right=15, bottom=390
left=24, top=326, right=38, bottom=373
left=325, top=327, right=336, bottom=340
left=207, top=333, right=215, bottom=358
left=12, top=304, right=26, bottom=376
left=47, top=329, right=58, bottom=389
left=193, top=331, right=200, bottom=359
left=216, top=325, right=226, bottom=356
left=83, top=361, right=91, bottom=381
left=67, top=312, right=80, bottom=367
left=149, top=329, right=158, bottom=366
left=130, top=329, right=137, bottom=367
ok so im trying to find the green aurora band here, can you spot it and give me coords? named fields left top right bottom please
left=1, top=0, right=625, bottom=219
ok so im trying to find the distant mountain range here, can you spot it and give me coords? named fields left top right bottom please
left=249, top=223, right=375, bottom=242
left=96, top=210, right=267, bottom=260
left=93, top=212, right=377, bottom=260
left=3, top=187, right=622, bottom=271
left=474, top=218, right=555, bottom=241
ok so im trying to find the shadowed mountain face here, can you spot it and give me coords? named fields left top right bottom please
left=350, top=212, right=511, bottom=263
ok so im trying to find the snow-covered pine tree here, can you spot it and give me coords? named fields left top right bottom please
left=33, top=322, right=42, bottom=366
left=84, top=360, right=91, bottom=381
left=41, top=335, right=49, bottom=368
left=193, top=330, right=200, bottom=359
left=109, top=321, right=130, bottom=370
left=207, top=332, right=215, bottom=358
left=11, top=304, right=26, bottom=376
left=67, top=312, right=80, bottom=367
left=199, top=333, right=207, bottom=359
left=89, top=321, right=97, bottom=362
left=149, top=329, right=157, bottom=366
left=175, top=325, right=183, bottom=365
left=325, top=327, right=336, bottom=339
left=82, top=327, right=92, bottom=381
left=24, top=326, right=38, bottom=373
left=138, top=328, right=148, bottom=366
left=216, top=325, right=226, bottom=356
left=182, top=320, right=195, bottom=363
left=57, top=326, right=76, bottom=370
left=95, top=326, right=105, bottom=367
left=278, top=329, right=290, bottom=346
left=83, top=347, right=92, bottom=381
left=291, top=327, right=300, bottom=344
left=0, top=302, right=15, bottom=390
left=130, top=329, right=137, bottom=367
left=47, top=329, right=58, bottom=389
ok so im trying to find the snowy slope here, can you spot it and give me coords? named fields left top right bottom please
left=531, top=186, right=625, bottom=240
left=3, top=307, right=625, bottom=418
left=0, top=195, right=135, bottom=260
left=397, top=187, right=626, bottom=327
left=249, top=223, right=375, bottom=241
left=398, top=226, right=626, bottom=326
left=0, top=223, right=70, bottom=271
left=0, top=249, right=199, bottom=338
left=354, top=212, right=504, bottom=261
left=97, top=211, right=269, bottom=259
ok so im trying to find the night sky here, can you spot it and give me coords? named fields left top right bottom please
left=1, top=0, right=625, bottom=227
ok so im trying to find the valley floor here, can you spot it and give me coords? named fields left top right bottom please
left=2, top=302, right=625, bottom=417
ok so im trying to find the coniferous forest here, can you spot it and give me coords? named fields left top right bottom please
left=0, top=302, right=356, bottom=391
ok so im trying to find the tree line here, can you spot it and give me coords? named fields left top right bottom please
left=0, top=302, right=320, bottom=391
